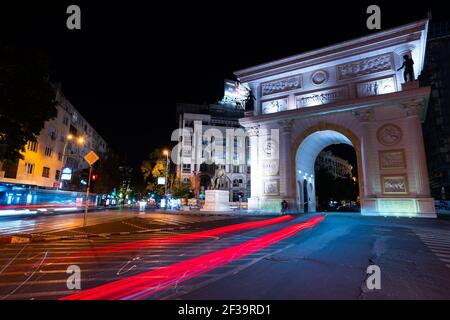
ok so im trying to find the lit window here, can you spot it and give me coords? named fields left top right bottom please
left=45, top=146, right=53, bottom=157
left=28, top=141, right=38, bottom=152
left=25, top=163, right=34, bottom=175
left=42, top=167, right=50, bottom=178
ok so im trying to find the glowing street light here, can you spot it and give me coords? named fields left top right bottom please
left=58, top=134, right=86, bottom=190
left=163, top=149, right=170, bottom=197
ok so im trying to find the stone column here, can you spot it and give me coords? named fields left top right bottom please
left=352, top=108, right=373, bottom=213
left=278, top=120, right=294, bottom=207
left=403, top=102, right=431, bottom=196
left=247, top=125, right=260, bottom=210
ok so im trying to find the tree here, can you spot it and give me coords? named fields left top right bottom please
left=152, top=160, right=166, bottom=179
left=0, top=45, right=57, bottom=162
left=170, top=177, right=194, bottom=199
left=140, top=151, right=168, bottom=197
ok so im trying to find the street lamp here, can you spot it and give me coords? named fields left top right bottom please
left=58, top=134, right=85, bottom=189
left=163, top=150, right=170, bottom=197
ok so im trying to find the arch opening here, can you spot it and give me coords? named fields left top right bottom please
left=295, top=129, right=360, bottom=213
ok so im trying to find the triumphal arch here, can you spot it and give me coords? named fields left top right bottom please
left=237, top=20, right=436, bottom=218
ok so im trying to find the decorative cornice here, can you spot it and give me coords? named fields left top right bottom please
left=352, top=108, right=374, bottom=122
left=234, top=19, right=428, bottom=83
left=278, top=119, right=294, bottom=133
left=401, top=101, right=422, bottom=117
left=238, top=86, right=431, bottom=128
left=246, top=125, right=260, bottom=137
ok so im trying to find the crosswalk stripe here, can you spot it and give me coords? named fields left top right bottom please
left=420, top=236, right=450, bottom=241
left=415, top=230, right=450, bottom=269
left=421, top=236, right=450, bottom=241
left=434, top=251, right=450, bottom=258
left=422, top=241, right=450, bottom=247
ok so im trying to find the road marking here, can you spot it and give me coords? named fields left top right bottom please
left=0, top=245, right=28, bottom=275
left=0, top=215, right=302, bottom=299
left=415, top=229, right=450, bottom=269
left=60, top=216, right=325, bottom=300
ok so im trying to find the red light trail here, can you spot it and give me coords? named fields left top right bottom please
left=69, top=215, right=294, bottom=258
left=61, top=216, right=324, bottom=300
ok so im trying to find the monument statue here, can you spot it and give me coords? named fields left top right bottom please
left=397, top=55, right=415, bottom=82
left=202, top=168, right=231, bottom=212
left=210, top=168, right=229, bottom=190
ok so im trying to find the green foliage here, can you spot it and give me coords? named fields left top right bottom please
left=0, top=45, right=57, bottom=162
left=170, top=177, right=194, bottom=199
left=152, top=160, right=166, bottom=179
left=140, top=151, right=168, bottom=197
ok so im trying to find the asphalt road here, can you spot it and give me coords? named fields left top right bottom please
left=0, top=208, right=140, bottom=235
left=0, top=212, right=449, bottom=300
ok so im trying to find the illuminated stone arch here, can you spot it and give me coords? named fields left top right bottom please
left=290, top=122, right=364, bottom=212
left=237, top=20, right=436, bottom=217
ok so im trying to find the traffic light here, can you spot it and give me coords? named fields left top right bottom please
left=91, top=173, right=98, bottom=181
left=80, top=168, right=89, bottom=185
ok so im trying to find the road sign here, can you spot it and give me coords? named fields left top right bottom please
left=83, top=150, right=99, bottom=166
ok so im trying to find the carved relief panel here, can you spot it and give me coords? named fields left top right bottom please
left=379, top=149, right=406, bottom=170
left=357, top=76, right=397, bottom=98
left=263, top=179, right=280, bottom=196
left=337, top=53, right=394, bottom=81
left=296, top=86, right=349, bottom=108
left=261, top=75, right=302, bottom=96
left=262, top=98, right=288, bottom=114
left=381, top=175, right=409, bottom=195
left=377, top=124, right=403, bottom=146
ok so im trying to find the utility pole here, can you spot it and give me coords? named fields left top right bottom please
left=82, top=150, right=99, bottom=227
left=84, top=164, right=92, bottom=227
left=164, top=150, right=170, bottom=196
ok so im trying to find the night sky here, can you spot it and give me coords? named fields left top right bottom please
left=2, top=1, right=448, bottom=167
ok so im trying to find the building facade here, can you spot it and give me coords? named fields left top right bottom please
left=422, top=20, right=450, bottom=199
left=237, top=20, right=435, bottom=217
left=315, top=150, right=353, bottom=179
left=175, top=103, right=250, bottom=202
left=0, top=85, right=108, bottom=189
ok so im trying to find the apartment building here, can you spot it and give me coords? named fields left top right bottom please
left=176, top=103, right=250, bottom=202
left=0, top=85, right=108, bottom=189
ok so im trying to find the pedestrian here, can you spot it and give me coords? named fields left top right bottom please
left=281, top=200, right=288, bottom=214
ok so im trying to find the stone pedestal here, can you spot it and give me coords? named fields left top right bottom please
left=201, top=190, right=230, bottom=212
